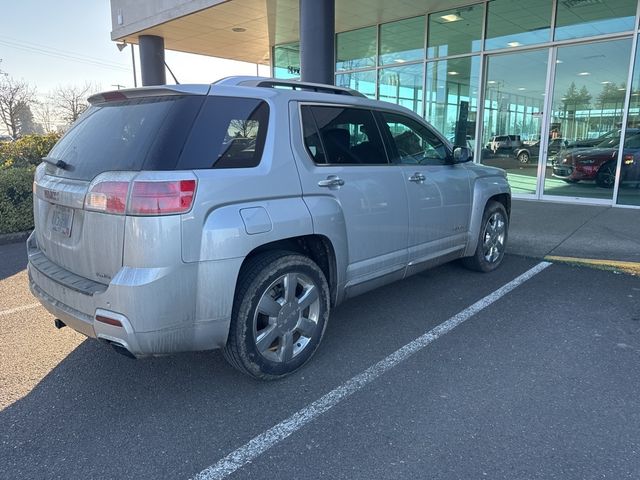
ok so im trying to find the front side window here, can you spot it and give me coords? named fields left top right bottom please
left=380, top=112, right=449, bottom=165
left=301, top=105, right=388, bottom=165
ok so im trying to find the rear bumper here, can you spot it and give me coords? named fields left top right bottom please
left=27, top=232, right=240, bottom=356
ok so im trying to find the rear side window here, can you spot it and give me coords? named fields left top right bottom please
left=301, top=105, right=388, bottom=165
left=46, top=95, right=204, bottom=180
left=179, top=97, right=269, bottom=169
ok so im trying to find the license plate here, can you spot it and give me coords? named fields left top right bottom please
left=51, top=205, right=74, bottom=237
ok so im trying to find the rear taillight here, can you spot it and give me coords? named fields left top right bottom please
left=85, top=181, right=129, bottom=214
left=129, top=180, right=196, bottom=215
left=84, top=176, right=197, bottom=216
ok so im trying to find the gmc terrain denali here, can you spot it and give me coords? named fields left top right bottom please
left=28, top=77, right=511, bottom=379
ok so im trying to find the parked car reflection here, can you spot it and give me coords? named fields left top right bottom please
left=553, top=133, right=640, bottom=188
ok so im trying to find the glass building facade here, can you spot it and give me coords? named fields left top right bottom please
left=273, top=0, right=640, bottom=208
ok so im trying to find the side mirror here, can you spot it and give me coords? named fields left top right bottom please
left=453, top=146, right=472, bottom=163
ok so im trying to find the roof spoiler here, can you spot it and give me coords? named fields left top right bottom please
left=88, top=85, right=211, bottom=105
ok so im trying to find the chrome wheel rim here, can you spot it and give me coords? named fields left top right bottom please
left=482, top=212, right=506, bottom=263
left=519, top=153, right=529, bottom=164
left=253, top=272, right=320, bottom=363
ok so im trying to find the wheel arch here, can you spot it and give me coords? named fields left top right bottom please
left=238, top=234, right=339, bottom=307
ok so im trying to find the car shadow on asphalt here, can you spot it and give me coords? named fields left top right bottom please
left=0, top=256, right=537, bottom=479
left=0, top=242, right=27, bottom=281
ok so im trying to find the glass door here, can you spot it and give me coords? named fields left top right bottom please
left=480, top=49, right=549, bottom=196
left=543, top=38, right=633, bottom=201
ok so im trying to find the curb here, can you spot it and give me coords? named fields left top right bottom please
left=0, top=230, right=32, bottom=246
left=544, top=255, right=640, bottom=276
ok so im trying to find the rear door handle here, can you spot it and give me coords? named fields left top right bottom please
left=408, top=172, right=426, bottom=183
left=318, top=175, right=345, bottom=188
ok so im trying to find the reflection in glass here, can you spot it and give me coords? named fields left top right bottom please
left=426, top=56, right=480, bottom=149
left=336, top=27, right=377, bottom=71
left=428, top=4, right=483, bottom=58
left=555, top=0, right=636, bottom=41
left=273, top=42, right=300, bottom=79
left=619, top=34, right=640, bottom=206
left=379, top=16, right=424, bottom=65
left=378, top=64, right=424, bottom=115
left=545, top=39, right=632, bottom=201
left=485, top=0, right=552, bottom=50
left=336, top=70, right=376, bottom=99
left=481, top=49, right=548, bottom=195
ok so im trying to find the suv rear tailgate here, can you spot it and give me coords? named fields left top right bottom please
left=32, top=90, right=207, bottom=284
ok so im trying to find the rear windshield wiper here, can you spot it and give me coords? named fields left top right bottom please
left=42, top=156, right=69, bottom=170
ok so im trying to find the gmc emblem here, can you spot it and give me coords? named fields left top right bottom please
left=44, top=189, right=60, bottom=202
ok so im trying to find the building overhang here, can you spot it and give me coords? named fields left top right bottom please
left=110, top=0, right=473, bottom=65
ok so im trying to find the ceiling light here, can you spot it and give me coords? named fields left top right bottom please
left=618, top=87, right=626, bottom=91
left=601, top=81, right=611, bottom=84
left=448, top=71, right=459, bottom=75
left=507, top=41, right=521, bottom=47
left=394, top=59, right=406, bottom=63
left=518, top=87, right=526, bottom=91
left=440, top=13, right=463, bottom=22
left=578, top=72, right=590, bottom=76
left=488, top=80, right=497, bottom=84
left=556, top=60, right=563, bottom=64
left=232, top=27, right=246, bottom=32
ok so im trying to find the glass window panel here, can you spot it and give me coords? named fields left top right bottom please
left=425, top=56, right=480, bottom=149
left=336, top=26, right=377, bottom=71
left=378, top=64, right=424, bottom=115
left=428, top=4, right=484, bottom=58
left=273, top=42, right=300, bottom=79
left=618, top=34, right=640, bottom=206
left=485, top=0, right=552, bottom=50
left=545, top=39, right=632, bottom=201
left=304, top=106, right=389, bottom=165
left=380, top=16, right=425, bottom=65
left=481, top=49, right=549, bottom=195
left=555, top=0, right=636, bottom=41
left=336, top=70, right=377, bottom=99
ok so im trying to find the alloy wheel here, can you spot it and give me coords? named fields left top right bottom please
left=482, top=212, right=506, bottom=263
left=253, top=272, right=320, bottom=363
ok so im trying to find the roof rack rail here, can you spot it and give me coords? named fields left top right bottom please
left=213, top=76, right=366, bottom=97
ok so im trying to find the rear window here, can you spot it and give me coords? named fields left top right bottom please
left=47, top=95, right=204, bottom=180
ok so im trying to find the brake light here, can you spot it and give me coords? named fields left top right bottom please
left=84, top=177, right=197, bottom=216
left=85, top=181, right=129, bottom=214
left=129, top=180, right=196, bottom=215
left=623, top=154, right=635, bottom=165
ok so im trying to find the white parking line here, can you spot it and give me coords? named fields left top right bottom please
left=192, top=261, right=552, bottom=480
left=0, top=303, right=40, bottom=317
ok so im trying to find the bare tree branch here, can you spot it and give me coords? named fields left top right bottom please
left=52, top=82, right=94, bottom=125
left=0, top=75, right=36, bottom=138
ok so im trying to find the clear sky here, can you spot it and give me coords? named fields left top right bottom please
left=0, top=0, right=269, bottom=98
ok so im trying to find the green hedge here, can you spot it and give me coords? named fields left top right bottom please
left=0, top=133, right=61, bottom=169
left=0, top=167, right=35, bottom=234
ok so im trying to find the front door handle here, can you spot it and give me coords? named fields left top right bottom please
left=408, top=172, right=426, bottom=183
left=318, top=175, right=345, bottom=188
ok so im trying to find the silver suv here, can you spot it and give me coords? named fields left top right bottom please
left=28, top=77, right=510, bottom=379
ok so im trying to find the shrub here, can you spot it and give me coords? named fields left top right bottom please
left=0, top=133, right=61, bottom=170
left=0, top=167, right=35, bottom=234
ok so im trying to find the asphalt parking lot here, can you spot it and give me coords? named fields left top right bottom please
left=1, top=243, right=639, bottom=479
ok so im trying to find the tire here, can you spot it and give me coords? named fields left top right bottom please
left=596, top=162, right=616, bottom=188
left=517, top=151, right=530, bottom=164
left=462, top=201, right=509, bottom=273
left=223, top=251, right=330, bottom=380
left=562, top=179, right=579, bottom=184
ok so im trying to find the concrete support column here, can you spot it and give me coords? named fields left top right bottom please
left=139, top=35, right=166, bottom=86
left=300, top=0, right=335, bottom=85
